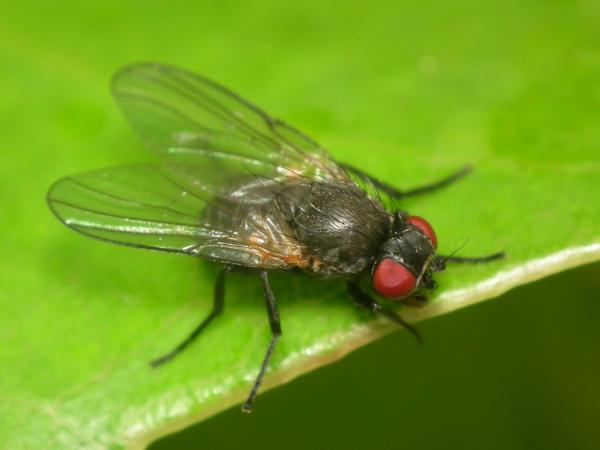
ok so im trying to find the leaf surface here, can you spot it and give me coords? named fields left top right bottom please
left=0, top=0, right=598, bottom=448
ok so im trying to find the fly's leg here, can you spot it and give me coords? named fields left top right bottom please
left=339, top=162, right=472, bottom=199
left=440, top=252, right=505, bottom=263
left=434, top=251, right=505, bottom=271
left=400, top=293, right=428, bottom=308
left=150, top=267, right=229, bottom=367
left=347, top=282, right=422, bottom=344
left=242, top=271, right=282, bottom=413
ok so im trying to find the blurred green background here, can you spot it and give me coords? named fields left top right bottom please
left=1, top=0, right=599, bottom=448
left=152, top=262, right=600, bottom=450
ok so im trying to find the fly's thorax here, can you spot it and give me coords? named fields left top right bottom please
left=275, top=180, right=391, bottom=276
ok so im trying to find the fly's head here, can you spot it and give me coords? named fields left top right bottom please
left=371, top=212, right=443, bottom=301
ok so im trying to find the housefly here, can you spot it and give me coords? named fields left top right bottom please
left=47, top=62, right=504, bottom=412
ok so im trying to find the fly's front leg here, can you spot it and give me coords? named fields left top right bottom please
left=151, top=267, right=229, bottom=367
left=347, top=282, right=422, bottom=344
left=242, top=271, right=282, bottom=413
left=440, top=252, right=505, bottom=263
left=434, top=251, right=505, bottom=271
left=401, top=293, right=428, bottom=308
left=339, top=162, right=472, bottom=199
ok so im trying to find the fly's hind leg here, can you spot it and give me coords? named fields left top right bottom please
left=242, top=271, right=282, bottom=413
left=347, top=281, right=423, bottom=344
left=339, top=162, right=472, bottom=199
left=150, top=266, right=229, bottom=367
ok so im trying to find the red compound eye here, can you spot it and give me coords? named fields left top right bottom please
left=372, top=258, right=417, bottom=300
left=407, top=216, right=437, bottom=248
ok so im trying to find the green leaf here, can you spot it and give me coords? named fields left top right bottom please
left=1, top=1, right=599, bottom=449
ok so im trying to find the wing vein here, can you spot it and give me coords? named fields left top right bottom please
left=65, top=176, right=201, bottom=220
left=51, top=199, right=202, bottom=230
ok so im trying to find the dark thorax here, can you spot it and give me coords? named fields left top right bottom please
left=275, top=180, right=390, bottom=276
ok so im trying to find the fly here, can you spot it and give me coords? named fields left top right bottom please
left=47, top=62, right=504, bottom=412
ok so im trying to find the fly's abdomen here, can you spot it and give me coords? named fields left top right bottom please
left=199, top=178, right=306, bottom=269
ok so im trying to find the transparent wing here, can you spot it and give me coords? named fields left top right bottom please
left=47, top=164, right=301, bottom=268
left=111, top=61, right=349, bottom=195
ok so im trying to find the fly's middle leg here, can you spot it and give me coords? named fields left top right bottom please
left=150, top=266, right=229, bottom=367
left=242, top=271, right=282, bottom=413
left=339, top=162, right=472, bottom=199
